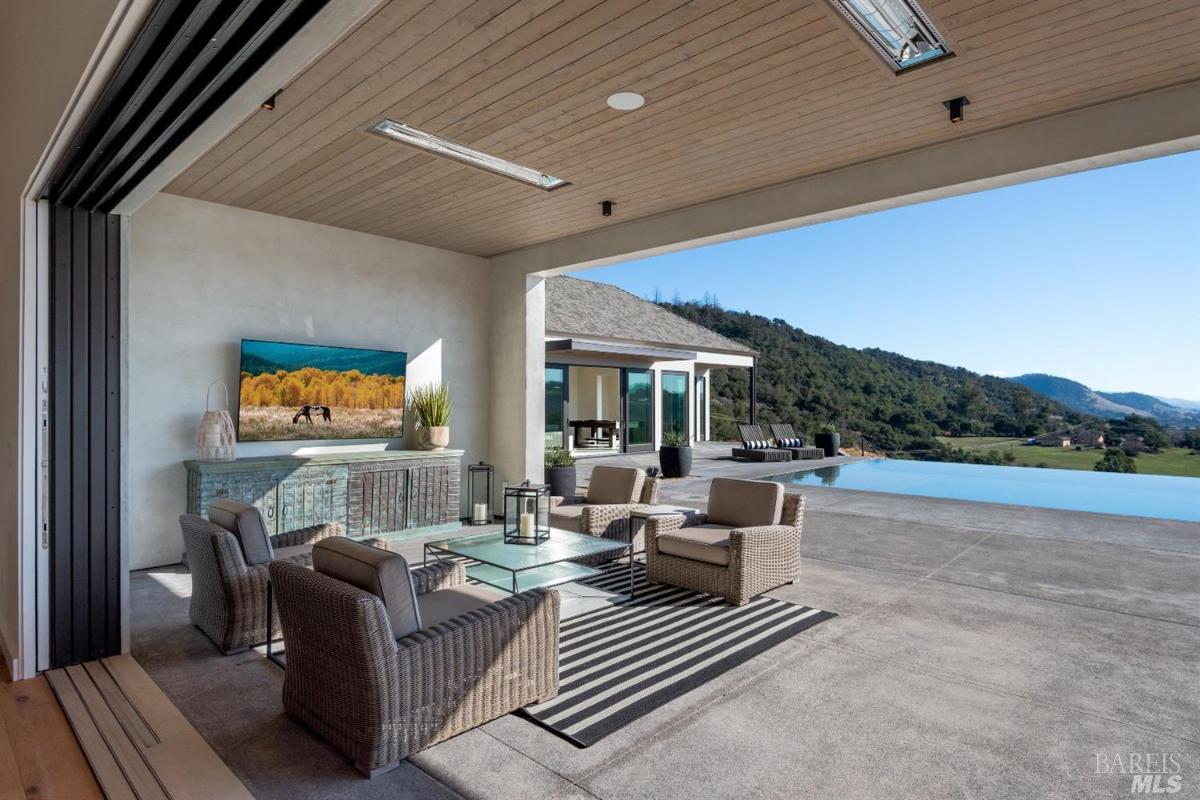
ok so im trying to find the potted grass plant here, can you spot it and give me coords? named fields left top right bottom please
left=659, top=431, right=693, bottom=478
left=410, top=382, right=452, bottom=450
left=815, top=423, right=841, bottom=458
left=544, top=447, right=577, bottom=498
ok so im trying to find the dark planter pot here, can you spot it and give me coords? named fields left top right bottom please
left=659, top=445, right=693, bottom=479
left=544, top=465, right=577, bottom=498
left=815, top=432, right=841, bottom=457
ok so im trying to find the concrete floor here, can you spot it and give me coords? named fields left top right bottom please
left=131, top=445, right=1200, bottom=799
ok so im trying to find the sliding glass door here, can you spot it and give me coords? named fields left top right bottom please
left=661, top=371, right=689, bottom=444
left=622, top=369, right=654, bottom=453
left=545, top=365, right=567, bottom=449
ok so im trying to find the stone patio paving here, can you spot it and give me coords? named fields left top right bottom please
left=132, top=444, right=1200, bottom=799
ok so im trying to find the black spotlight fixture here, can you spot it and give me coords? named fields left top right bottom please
left=943, top=96, right=969, bottom=123
left=600, top=200, right=614, bottom=217
left=261, top=91, right=279, bottom=111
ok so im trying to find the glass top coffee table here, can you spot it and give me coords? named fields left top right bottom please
left=424, top=528, right=636, bottom=598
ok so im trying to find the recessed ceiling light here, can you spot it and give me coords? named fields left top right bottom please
left=369, top=119, right=568, bottom=190
left=606, top=92, right=645, bottom=111
left=829, top=0, right=951, bottom=72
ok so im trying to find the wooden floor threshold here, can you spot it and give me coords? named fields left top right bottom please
left=46, top=655, right=253, bottom=800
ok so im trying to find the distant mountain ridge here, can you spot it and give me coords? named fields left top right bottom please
left=660, top=302, right=1090, bottom=449
left=1009, top=374, right=1200, bottom=427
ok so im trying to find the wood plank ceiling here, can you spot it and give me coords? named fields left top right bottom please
left=167, top=0, right=1200, bottom=256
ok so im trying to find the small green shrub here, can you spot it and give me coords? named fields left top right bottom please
left=544, top=447, right=576, bottom=467
left=661, top=431, right=691, bottom=447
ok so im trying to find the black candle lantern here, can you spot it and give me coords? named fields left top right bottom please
left=467, top=462, right=494, bottom=525
left=503, top=482, right=550, bottom=544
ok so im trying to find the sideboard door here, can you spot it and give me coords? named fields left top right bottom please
left=197, top=472, right=280, bottom=535
left=347, top=464, right=408, bottom=537
left=278, top=466, right=349, bottom=531
left=407, top=463, right=457, bottom=529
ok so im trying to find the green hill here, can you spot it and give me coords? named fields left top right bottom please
left=664, top=301, right=1091, bottom=449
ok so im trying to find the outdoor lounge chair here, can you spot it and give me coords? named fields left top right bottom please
left=179, top=500, right=344, bottom=654
left=769, top=423, right=825, bottom=460
left=731, top=424, right=793, bottom=462
left=270, top=539, right=559, bottom=777
left=550, top=465, right=661, bottom=544
left=644, top=477, right=804, bottom=606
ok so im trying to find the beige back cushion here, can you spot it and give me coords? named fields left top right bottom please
left=312, top=538, right=421, bottom=639
left=207, top=499, right=274, bottom=565
left=586, top=466, right=643, bottom=505
left=706, top=478, right=784, bottom=529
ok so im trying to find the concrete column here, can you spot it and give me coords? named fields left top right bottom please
left=487, top=266, right=545, bottom=489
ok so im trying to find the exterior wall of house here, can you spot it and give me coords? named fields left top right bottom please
left=127, top=194, right=492, bottom=569
left=545, top=350, right=735, bottom=450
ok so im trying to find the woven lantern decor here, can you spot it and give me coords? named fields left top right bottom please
left=196, top=381, right=237, bottom=462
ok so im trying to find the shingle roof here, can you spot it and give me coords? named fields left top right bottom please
left=544, top=276, right=754, bottom=355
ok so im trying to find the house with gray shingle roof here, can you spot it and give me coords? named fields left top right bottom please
left=545, top=276, right=756, bottom=454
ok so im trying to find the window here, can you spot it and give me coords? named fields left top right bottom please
left=829, top=0, right=950, bottom=71
left=370, top=120, right=568, bottom=190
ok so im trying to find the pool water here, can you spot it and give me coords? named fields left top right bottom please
left=771, top=459, right=1200, bottom=522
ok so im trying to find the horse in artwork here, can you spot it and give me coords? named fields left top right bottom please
left=292, top=405, right=332, bottom=425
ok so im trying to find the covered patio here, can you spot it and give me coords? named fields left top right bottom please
left=2, top=0, right=1199, bottom=798
left=128, top=444, right=1200, bottom=798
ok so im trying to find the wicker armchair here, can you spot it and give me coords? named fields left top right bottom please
left=270, top=555, right=559, bottom=777
left=644, top=478, right=804, bottom=605
left=179, top=513, right=343, bottom=654
left=550, top=465, right=660, bottom=546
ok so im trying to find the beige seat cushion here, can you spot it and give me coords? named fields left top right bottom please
left=417, top=584, right=506, bottom=629
left=586, top=466, right=643, bottom=505
left=657, top=524, right=733, bottom=566
left=706, top=478, right=784, bottom=529
left=550, top=503, right=585, bottom=533
left=311, top=538, right=421, bottom=639
left=272, top=544, right=313, bottom=563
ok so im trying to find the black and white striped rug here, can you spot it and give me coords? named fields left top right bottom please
left=521, top=564, right=835, bottom=747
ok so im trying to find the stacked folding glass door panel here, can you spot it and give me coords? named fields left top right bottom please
left=545, top=365, right=567, bottom=449
left=661, top=372, right=689, bottom=443
left=622, top=369, right=654, bottom=453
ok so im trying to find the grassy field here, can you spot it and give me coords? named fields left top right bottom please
left=239, top=406, right=404, bottom=441
left=934, top=437, right=1200, bottom=478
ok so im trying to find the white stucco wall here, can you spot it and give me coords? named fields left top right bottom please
left=127, top=194, right=491, bottom=569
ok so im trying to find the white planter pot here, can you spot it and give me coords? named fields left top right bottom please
left=419, top=426, right=450, bottom=450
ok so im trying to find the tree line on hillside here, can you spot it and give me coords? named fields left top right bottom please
left=664, top=300, right=1092, bottom=450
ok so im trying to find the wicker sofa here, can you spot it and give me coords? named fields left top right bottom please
left=179, top=501, right=344, bottom=654
left=271, top=538, right=559, bottom=777
left=549, top=465, right=660, bottom=545
left=731, top=424, right=793, bottom=462
left=644, top=477, right=805, bottom=605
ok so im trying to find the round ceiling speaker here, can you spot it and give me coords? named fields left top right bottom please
left=606, top=92, right=645, bottom=111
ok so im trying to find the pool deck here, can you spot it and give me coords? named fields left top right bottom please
left=131, top=443, right=1200, bottom=800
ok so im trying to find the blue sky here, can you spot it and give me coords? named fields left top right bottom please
left=573, top=151, right=1200, bottom=400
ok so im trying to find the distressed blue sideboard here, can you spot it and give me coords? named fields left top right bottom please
left=185, top=450, right=463, bottom=540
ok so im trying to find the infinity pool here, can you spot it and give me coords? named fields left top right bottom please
left=770, top=459, right=1200, bottom=522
